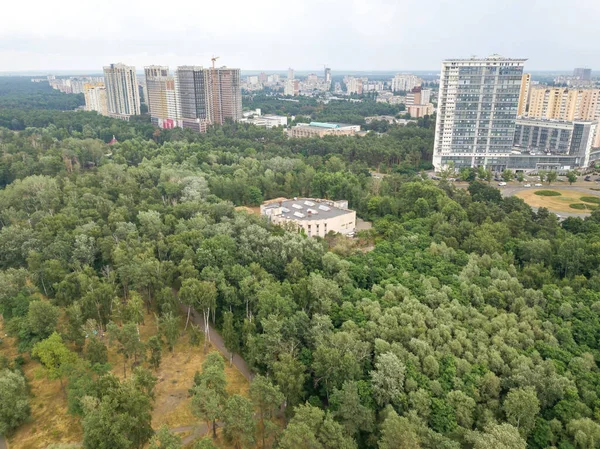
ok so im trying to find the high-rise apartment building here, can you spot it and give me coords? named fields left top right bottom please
left=284, top=79, right=299, bottom=96
left=391, top=74, right=422, bottom=92
left=346, top=77, right=363, bottom=95
left=175, top=65, right=242, bottom=131
left=83, top=83, right=108, bottom=116
left=405, top=86, right=431, bottom=105
left=573, top=68, right=592, bottom=81
left=527, top=87, right=600, bottom=122
left=209, top=67, right=242, bottom=125
left=324, top=67, right=331, bottom=84
left=433, top=55, right=526, bottom=171
left=517, top=73, right=531, bottom=116
left=144, top=66, right=180, bottom=126
left=103, top=63, right=141, bottom=119
left=288, top=68, right=294, bottom=80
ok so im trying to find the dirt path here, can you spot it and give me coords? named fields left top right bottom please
left=187, top=307, right=254, bottom=381
left=0, top=436, right=7, bottom=449
left=171, top=424, right=210, bottom=445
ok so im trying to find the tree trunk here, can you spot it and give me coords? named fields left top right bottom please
left=212, top=419, right=217, bottom=438
left=123, top=357, right=127, bottom=379
left=185, top=306, right=191, bottom=331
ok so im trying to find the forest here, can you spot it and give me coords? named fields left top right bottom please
left=0, top=77, right=85, bottom=111
left=243, top=94, right=406, bottom=125
left=2, top=83, right=600, bottom=449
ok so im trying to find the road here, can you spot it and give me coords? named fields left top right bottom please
left=183, top=306, right=253, bottom=382
left=500, top=185, right=596, bottom=218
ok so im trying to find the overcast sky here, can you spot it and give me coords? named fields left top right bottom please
left=1, top=0, right=598, bottom=72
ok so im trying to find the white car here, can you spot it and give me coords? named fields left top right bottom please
left=534, top=183, right=543, bottom=187
left=523, top=184, right=531, bottom=187
left=498, top=182, right=507, bottom=186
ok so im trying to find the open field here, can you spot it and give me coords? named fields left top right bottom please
left=1, top=312, right=249, bottom=449
left=515, top=189, right=600, bottom=213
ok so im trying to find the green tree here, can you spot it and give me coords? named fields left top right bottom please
left=27, top=299, right=60, bottom=340
left=147, top=335, right=162, bottom=370
left=223, top=394, right=256, bottom=449
left=371, top=352, right=405, bottom=407
left=546, top=171, right=558, bottom=185
left=273, top=353, right=306, bottom=409
left=567, top=171, right=578, bottom=185
left=279, top=403, right=357, bottom=449
left=0, top=369, right=30, bottom=436
left=567, top=418, right=600, bottom=448
left=250, top=375, right=284, bottom=448
left=222, top=310, right=238, bottom=366
left=378, top=409, right=420, bottom=449
left=194, top=438, right=217, bottom=449
left=81, top=375, right=154, bottom=449
left=108, top=321, right=145, bottom=378
left=468, top=423, right=526, bottom=449
left=330, top=381, right=375, bottom=436
left=31, top=332, right=78, bottom=392
left=148, top=425, right=182, bottom=449
left=502, top=169, right=513, bottom=183
left=85, top=336, right=108, bottom=366
left=159, top=312, right=180, bottom=353
left=503, top=387, right=540, bottom=437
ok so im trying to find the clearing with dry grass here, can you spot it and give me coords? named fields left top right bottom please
left=1, top=313, right=249, bottom=449
left=515, top=189, right=600, bottom=213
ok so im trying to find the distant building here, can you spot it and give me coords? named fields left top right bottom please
left=175, top=65, right=242, bottom=131
left=144, top=66, right=180, bottom=126
left=511, top=118, right=597, bottom=170
left=573, top=68, right=592, bottom=81
left=405, top=87, right=431, bottom=105
left=407, top=104, right=434, bottom=118
left=261, top=198, right=356, bottom=238
left=289, top=122, right=360, bottom=138
left=324, top=67, right=331, bottom=84
left=288, top=68, right=295, bottom=80
left=284, top=79, right=299, bottom=96
left=103, top=63, right=141, bottom=120
left=259, top=72, right=268, bottom=84
left=346, top=77, right=363, bottom=95
left=391, top=74, right=422, bottom=92
left=241, top=114, right=288, bottom=128
left=83, top=83, right=108, bottom=116
left=307, top=74, right=319, bottom=83
left=517, top=73, right=531, bottom=116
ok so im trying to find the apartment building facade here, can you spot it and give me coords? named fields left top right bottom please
left=103, top=63, right=141, bottom=119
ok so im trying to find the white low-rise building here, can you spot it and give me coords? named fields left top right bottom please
left=261, top=198, right=356, bottom=238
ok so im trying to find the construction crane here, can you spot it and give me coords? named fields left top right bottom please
left=211, top=56, right=220, bottom=69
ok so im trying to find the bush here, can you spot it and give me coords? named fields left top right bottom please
left=535, top=190, right=561, bottom=196
left=579, top=196, right=600, bottom=204
left=569, top=203, right=598, bottom=210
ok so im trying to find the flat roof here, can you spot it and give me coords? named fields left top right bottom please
left=263, top=198, right=353, bottom=221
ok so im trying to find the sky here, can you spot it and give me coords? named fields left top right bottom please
left=1, top=0, right=598, bottom=73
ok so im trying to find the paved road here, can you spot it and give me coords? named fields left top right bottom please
left=500, top=185, right=596, bottom=218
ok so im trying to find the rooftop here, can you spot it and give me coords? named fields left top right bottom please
left=262, top=198, right=353, bottom=221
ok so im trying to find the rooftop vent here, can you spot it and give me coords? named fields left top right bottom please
left=281, top=207, right=290, bottom=213
left=304, top=200, right=315, bottom=206
left=293, top=212, right=305, bottom=218
left=292, top=204, right=303, bottom=209
left=318, top=205, right=331, bottom=211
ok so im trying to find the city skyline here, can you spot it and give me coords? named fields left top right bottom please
left=2, top=0, right=599, bottom=72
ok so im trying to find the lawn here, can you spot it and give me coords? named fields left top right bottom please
left=515, top=189, right=600, bottom=213
left=1, top=313, right=249, bottom=449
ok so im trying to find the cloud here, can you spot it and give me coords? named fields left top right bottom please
left=1, top=0, right=598, bottom=71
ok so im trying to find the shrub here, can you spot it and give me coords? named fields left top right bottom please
left=570, top=203, right=598, bottom=210
left=579, top=196, right=600, bottom=204
left=534, top=190, right=561, bottom=197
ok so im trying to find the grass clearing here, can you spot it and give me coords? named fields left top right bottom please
left=569, top=203, right=598, bottom=210
left=515, top=189, right=600, bottom=213
left=2, top=313, right=249, bottom=449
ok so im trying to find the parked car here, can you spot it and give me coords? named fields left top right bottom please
left=498, top=182, right=507, bottom=186
left=534, top=183, right=543, bottom=187
left=585, top=176, right=592, bottom=181
left=524, top=184, right=531, bottom=187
